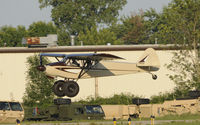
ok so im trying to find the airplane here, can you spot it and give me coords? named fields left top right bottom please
left=37, top=48, right=160, bottom=98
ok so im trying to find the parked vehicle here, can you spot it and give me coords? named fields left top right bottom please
left=0, top=101, right=24, bottom=123
left=24, top=98, right=105, bottom=121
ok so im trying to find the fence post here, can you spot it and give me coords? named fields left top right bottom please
left=113, top=117, right=116, bottom=125
left=150, top=115, right=155, bottom=125
left=16, top=119, right=21, bottom=125
left=128, top=117, right=131, bottom=125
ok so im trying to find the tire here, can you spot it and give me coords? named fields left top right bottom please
left=52, top=80, right=66, bottom=97
left=64, top=81, right=79, bottom=97
left=54, top=98, right=71, bottom=105
left=132, top=98, right=150, bottom=105
left=152, top=74, right=157, bottom=80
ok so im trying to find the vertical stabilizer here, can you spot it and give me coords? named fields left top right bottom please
left=137, top=48, right=160, bottom=69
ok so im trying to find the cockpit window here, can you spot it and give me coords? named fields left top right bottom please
left=85, top=105, right=104, bottom=114
left=9, top=102, right=23, bottom=111
left=0, top=102, right=10, bottom=110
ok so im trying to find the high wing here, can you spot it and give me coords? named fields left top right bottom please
left=40, top=53, right=124, bottom=61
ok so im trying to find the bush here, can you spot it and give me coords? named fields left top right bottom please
left=76, top=93, right=140, bottom=105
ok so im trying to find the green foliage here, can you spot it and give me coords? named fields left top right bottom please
left=56, top=29, right=71, bottom=46
left=76, top=93, right=139, bottom=105
left=39, top=0, right=127, bottom=37
left=166, top=51, right=198, bottom=96
left=28, top=21, right=57, bottom=37
left=23, top=54, right=55, bottom=107
left=38, top=0, right=51, bottom=8
left=0, top=21, right=58, bottom=47
left=150, top=92, right=175, bottom=104
left=109, top=9, right=165, bottom=44
left=121, top=12, right=146, bottom=44
left=78, top=25, right=122, bottom=45
left=0, top=25, right=27, bottom=47
left=164, top=0, right=200, bottom=96
left=157, top=113, right=200, bottom=120
left=159, top=121, right=200, bottom=125
left=143, top=8, right=166, bottom=44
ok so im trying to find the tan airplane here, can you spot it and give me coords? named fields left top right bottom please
left=37, top=48, right=160, bottom=98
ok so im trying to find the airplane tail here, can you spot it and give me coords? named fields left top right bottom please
left=136, top=48, right=160, bottom=71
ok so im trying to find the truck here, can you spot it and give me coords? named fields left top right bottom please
left=24, top=98, right=105, bottom=121
left=0, top=100, right=24, bottom=123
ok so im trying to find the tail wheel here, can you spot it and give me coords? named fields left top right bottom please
left=152, top=74, right=157, bottom=80
left=52, top=80, right=66, bottom=97
left=64, top=81, right=79, bottom=97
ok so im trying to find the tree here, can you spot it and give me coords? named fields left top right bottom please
left=0, top=25, right=27, bottom=47
left=78, top=25, right=122, bottom=45
left=163, top=0, right=200, bottom=96
left=121, top=12, right=146, bottom=44
left=109, top=10, right=162, bottom=45
left=28, top=21, right=57, bottom=37
left=38, top=0, right=127, bottom=37
left=23, top=55, right=55, bottom=107
left=143, top=8, right=167, bottom=44
left=108, top=12, right=146, bottom=44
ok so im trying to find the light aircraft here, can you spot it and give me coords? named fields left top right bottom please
left=37, top=48, right=160, bottom=98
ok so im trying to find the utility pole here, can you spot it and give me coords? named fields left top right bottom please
left=95, top=77, right=99, bottom=99
left=94, top=51, right=99, bottom=99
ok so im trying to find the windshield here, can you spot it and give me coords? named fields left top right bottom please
left=0, top=102, right=10, bottom=110
left=9, top=102, right=23, bottom=111
left=85, top=105, right=104, bottom=114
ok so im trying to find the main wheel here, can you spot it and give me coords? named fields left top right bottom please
left=52, top=80, right=66, bottom=97
left=64, top=81, right=79, bottom=97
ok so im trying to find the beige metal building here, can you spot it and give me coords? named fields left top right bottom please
left=0, top=45, right=175, bottom=102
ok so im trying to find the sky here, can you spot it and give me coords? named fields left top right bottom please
left=0, top=0, right=172, bottom=28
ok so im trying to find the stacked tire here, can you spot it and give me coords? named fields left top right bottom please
left=54, top=98, right=71, bottom=105
left=132, top=98, right=150, bottom=105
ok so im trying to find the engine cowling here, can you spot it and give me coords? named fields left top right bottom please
left=37, top=65, right=46, bottom=72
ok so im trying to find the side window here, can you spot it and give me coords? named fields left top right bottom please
left=0, top=102, right=10, bottom=110
left=9, top=102, right=23, bottom=111
left=75, top=108, right=84, bottom=114
left=85, top=105, right=104, bottom=114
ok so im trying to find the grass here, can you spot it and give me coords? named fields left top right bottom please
left=158, top=120, right=200, bottom=125
left=19, top=120, right=200, bottom=125
left=1, top=113, right=200, bottom=125
left=156, top=113, right=200, bottom=120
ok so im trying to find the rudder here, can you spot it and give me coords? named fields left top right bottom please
left=137, top=48, right=160, bottom=69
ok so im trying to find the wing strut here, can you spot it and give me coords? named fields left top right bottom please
left=40, top=55, right=43, bottom=65
left=78, top=60, right=94, bottom=79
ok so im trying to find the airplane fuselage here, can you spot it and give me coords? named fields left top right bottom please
left=44, top=61, right=159, bottom=79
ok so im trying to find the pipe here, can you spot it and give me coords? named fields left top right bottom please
left=0, top=44, right=178, bottom=53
